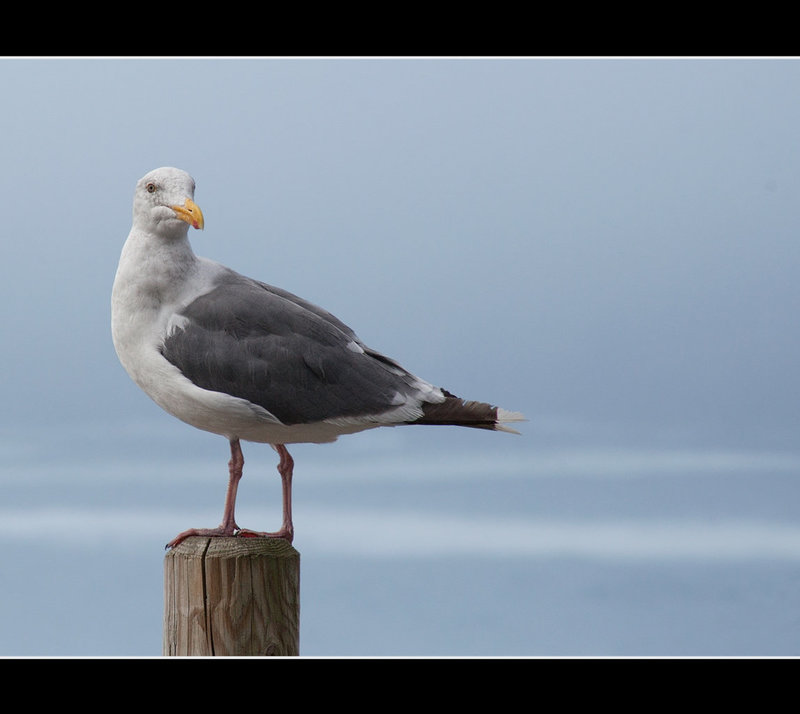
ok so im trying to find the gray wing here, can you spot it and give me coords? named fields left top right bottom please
left=160, top=270, right=425, bottom=425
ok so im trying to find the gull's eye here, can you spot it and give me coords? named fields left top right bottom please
left=146, top=182, right=157, bottom=193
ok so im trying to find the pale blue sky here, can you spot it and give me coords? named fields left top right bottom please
left=2, top=58, right=800, bottom=655
left=2, top=57, right=799, bottom=453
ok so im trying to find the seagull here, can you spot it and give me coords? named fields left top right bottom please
left=111, top=167, right=525, bottom=548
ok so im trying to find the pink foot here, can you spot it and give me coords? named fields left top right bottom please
left=236, top=526, right=294, bottom=544
left=166, top=525, right=293, bottom=549
left=165, top=524, right=239, bottom=549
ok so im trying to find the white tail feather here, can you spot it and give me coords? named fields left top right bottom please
left=496, top=407, right=526, bottom=434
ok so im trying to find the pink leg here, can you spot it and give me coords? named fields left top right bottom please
left=237, top=444, right=294, bottom=544
left=166, top=438, right=245, bottom=549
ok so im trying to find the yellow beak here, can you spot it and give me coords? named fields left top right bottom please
left=171, top=198, right=205, bottom=230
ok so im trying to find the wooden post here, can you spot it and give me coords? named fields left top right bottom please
left=163, top=536, right=300, bottom=656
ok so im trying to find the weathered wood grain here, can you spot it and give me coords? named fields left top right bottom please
left=164, top=536, right=300, bottom=656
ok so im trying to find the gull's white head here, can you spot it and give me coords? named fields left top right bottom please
left=132, top=167, right=205, bottom=236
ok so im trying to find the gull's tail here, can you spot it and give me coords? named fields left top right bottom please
left=409, top=389, right=526, bottom=434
